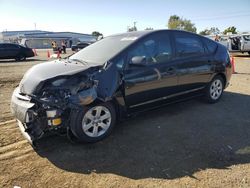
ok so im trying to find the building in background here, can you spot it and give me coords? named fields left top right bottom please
left=0, top=30, right=96, bottom=49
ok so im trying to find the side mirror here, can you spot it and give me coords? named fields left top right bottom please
left=130, top=56, right=147, bottom=66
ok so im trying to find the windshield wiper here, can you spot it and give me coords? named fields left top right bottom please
left=69, top=58, right=89, bottom=65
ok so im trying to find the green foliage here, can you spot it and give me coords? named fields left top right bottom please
left=92, top=31, right=103, bottom=37
left=168, top=15, right=181, bottom=30
left=223, top=26, right=237, bottom=35
left=199, top=27, right=220, bottom=35
left=167, top=15, right=197, bottom=33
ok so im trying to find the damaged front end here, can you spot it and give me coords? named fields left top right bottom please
left=11, top=63, right=100, bottom=145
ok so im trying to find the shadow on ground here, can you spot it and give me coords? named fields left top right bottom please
left=36, top=91, right=250, bottom=180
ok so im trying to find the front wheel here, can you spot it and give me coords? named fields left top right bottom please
left=70, top=102, right=116, bottom=143
left=204, top=76, right=224, bottom=103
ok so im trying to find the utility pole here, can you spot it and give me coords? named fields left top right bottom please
left=34, top=23, right=36, bottom=30
left=133, top=21, right=137, bottom=28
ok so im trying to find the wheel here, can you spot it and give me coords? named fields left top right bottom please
left=70, top=102, right=116, bottom=143
left=248, top=51, right=250, bottom=55
left=204, top=75, right=224, bottom=103
left=15, top=54, right=26, bottom=61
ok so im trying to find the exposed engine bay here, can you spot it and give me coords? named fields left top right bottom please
left=11, top=59, right=120, bottom=145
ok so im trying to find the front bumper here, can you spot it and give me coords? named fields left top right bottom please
left=11, top=88, right=42, bottom=144
left=17, top=120, right=33, bottom=144
left=11, top=88, right=34, bottom=122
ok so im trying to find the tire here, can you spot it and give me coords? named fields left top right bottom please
left=70, top=102, right=116, bottom=143
left=204, top=75, right=224, bottom=103
left=15, top=54, right=26, bottom=61
left=248, top=51, right=250, bottom=55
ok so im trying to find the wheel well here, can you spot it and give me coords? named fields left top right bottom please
left=90, top=98, right=122, bottom=120
left=215, top=73, right=226, bottom=88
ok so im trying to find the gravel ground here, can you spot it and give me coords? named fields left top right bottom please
left=0, top=51, right=250, bottom=188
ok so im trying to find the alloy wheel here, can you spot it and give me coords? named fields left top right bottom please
left=82, top=106, right=112, bottom=137
left=210, top=79, right=223, bottom=100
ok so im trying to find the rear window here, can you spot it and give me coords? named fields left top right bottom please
left=202, top=38, right=218, bottom=53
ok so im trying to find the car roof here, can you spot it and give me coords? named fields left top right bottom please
left=109, top=30, right=154, bottom=38
left=0, top=43, right=20, bottom=46
left=108, top=29, right=201, bottom=39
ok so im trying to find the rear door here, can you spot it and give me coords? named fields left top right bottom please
left=173, top=31, right=213, bottom=92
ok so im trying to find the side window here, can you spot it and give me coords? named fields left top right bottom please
left=202, top=38, right=218, bottom=54
left=127, top=32, right=172, bottom=64
left=174, top=32, right=204, bottom=57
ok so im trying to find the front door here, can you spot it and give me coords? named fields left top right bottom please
left=122, top=31, right=178, bottom=108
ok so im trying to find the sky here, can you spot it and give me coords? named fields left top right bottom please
left=0, top=0, right=250, bottom=36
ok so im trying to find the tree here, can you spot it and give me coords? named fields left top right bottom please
left=92, top=31, right=103, bottom=37
left=168, top=15, right=181, bottom=30
left=199, top=29, right=210, bottom=36
left=167, top=15, right=197, bottom=33
left=223, top=26, right=237, bottom=35
left=199, top=27, right=220, bottom=35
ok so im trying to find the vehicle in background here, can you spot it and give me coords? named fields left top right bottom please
left=11, top=30, right=232, bottom=145
left=0, top=43, right=34, bottom=61
left=71, top=41, right=93, bottom=52
left=208, top=34, right=250, bottom=55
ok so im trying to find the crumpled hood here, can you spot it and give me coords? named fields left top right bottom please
left=19, top=59, right=93, bottom=95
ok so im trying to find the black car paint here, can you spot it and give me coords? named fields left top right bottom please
left=10, top=30, right=232, bottom=143
left=0, top=43, right=34, bottom=60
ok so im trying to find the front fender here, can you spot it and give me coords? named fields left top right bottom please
left=69, top=87, right=97, bottom=106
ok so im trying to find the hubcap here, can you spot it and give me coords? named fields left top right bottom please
left=82, top=106, right=111, bottom=137
left=210, top=79, right=223, bottom=100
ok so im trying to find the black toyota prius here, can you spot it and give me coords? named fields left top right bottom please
left=11, top=30, right=232, bottom=145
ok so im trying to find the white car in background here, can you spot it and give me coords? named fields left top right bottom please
left=213, top=34, right=250, bottom=55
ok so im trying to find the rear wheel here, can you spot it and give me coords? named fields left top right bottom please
left=204, top=75, right=224, bottom=103
left=15, top=54, right=26, bottom=61
left=70, top=102, right=116, bottom=143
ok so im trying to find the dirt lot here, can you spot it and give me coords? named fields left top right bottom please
left=0, top=51, right=250, bottom=188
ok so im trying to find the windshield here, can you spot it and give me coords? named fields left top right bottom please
left=69, top=35, right=137, bottom=65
